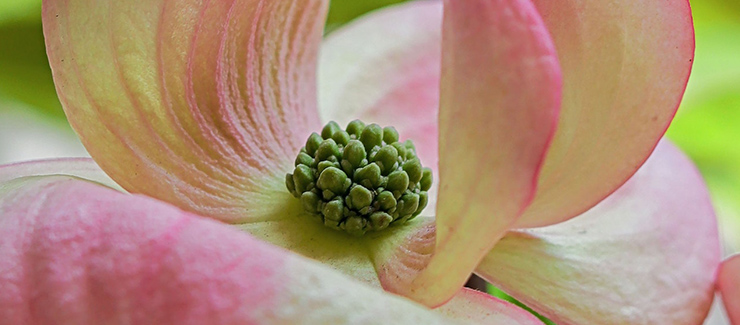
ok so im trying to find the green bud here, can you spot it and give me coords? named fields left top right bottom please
left=346, top=120, right=366, bottom=138
left=370, top=212, right=393, bottom=230
left=404, top=140, right=417, bottom=159
left=321, top=121, right=341, bottom=139
left=300, top=191, right=320, bottom=213
left=316, top=167, right=347, bottom=195
left=354, top=163, right=381, bottom=189
left=360, top=124, right=383, bottom=150
left=315, top=139, right=340, bottom=161
left=391, top=142, right=407, bottom=160
left=332, top=130, right=350, bottom=146
left=372, top=145, right=398, bottom=175
left=420, top=167, right=433, bottom=191
left=322, top=199, right=344, bottom=221
left=305, top=132, right=323, bottom=156
left=295, top=152, right=313, bottom=167
left=292, top=165, right=313, bottom=193
left=383, top=126, right=399, bottom=144
left=344, top=216, right=367, bottom=236
left=386, top=170, right=409, bottom=198
left=348, top=185, right=373, bottom=209
left=343, top=140, right=366, bottom=168
left=403, top=158, right=423, bottom=184
left=398, top=192, right=420, bottom=217
left=376, top=191, right=397, bottom=210
left=415, top=192, right=429, bottom=216
left=285, top=173, right=296, bottom=196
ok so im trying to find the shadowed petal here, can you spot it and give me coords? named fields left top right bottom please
left=0, top=158, right=120, bottom=191
left=476, top=140, right=720, bottom=325
left=516, top=0, right=696, bottom=227
left=720, top=255, right=740, bottom=325
left=436, top=288, right=544, bottom=325
left=372, top=0, right=561, bottom=306
left=0, top=176, right=459, bottom=324
left=43, top=0, right=328, bottom=223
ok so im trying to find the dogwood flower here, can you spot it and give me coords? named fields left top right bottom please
left=0, top=0, right=721, bottom=324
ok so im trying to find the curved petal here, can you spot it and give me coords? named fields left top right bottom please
left=374, top=0, right=561, bottom=306
left=516, top=0, right=696, bottom=227
left=0, top=176, right=458, bottom=324
left=476, top=140, right=720, bottom=325
left=0, top=158, right=121, bottom=191
left=43, top=0, right=327, bottom=223
left=436, top=288, right=544, bottom=324
left=720, top=255, right=740, bottom=325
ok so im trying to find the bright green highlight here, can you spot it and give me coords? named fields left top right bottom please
left=286, top=120, right=432, bottom=236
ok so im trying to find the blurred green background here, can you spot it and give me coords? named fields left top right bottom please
left=0, top=0, right=737, bottom=323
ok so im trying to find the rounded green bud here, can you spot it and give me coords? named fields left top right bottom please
left=322, top=199, right=344, bottom=221
left=305, top=132, right=323, bottom=156
left=300, top=191, right=320, bottom=213
left=372, top=145, right=398, bottom=175
left=346, top=120, right=366, bottom=138
left=332, top=130, right=350, bottom=146
left=391, top=142, right=407, bottom=160
left=344, top=216, right=367, bottom=236
left=398, top=192, right=420, bottom=217
left=360, top=124, right=383, bottom=150
left=343, top=140, right=366, bottom=168
left=420, top=167, right=433, bottom=191
left=288, top=120, right=435, bottom=236
left=376, top=191, right=397, bottom=210
left=295, top=152, right=313, bottom=167
left=386, top=170, right=409, bottom=198
left=403, top=158, right=423, bottom=184
left=292, top=165, right=313, bottom=193
left=285, top=173, right=296, bottom=196
left=354, top=163, right=381, bottom=189
left=370, top=212, right=393, bottom=230
left=415, top=192, right=429, bottom=216
left=383, top=126, right=399, bottom=144
left=348, top=185, right=373, bottom=209
left=321, top=121, right=341, bottom=139
left=315, top=139, right=340, bottom=161
left=316, top=167, right=347, bottom=195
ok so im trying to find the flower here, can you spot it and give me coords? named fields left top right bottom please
left=0, top=0, right=721, bottom=324
left=720, top=255, right=740, bottom=325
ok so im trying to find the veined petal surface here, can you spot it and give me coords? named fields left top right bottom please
left=436, top=288, right=544, bottom=325
left=43, top=0, right=327, bottom=223
left=720, top=255, right=740, bottom=325
left=476, top=140, right=720, bottom=325
left=516, top=0, right=696, bottom=227
left=0, top=176, right=459, bottom=324
left=0, top=158, right=120, bottom=191
left=375, top=0, right=561, bottom=306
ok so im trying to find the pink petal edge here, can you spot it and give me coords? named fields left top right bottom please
left=720, top=254, right=740, bottom=325
left=0, top=176, right=457, bottom=324
left=436, top=288, right=544, bottom=325
left=0, top=158, right=120, bottom=191
left=43, top=0, right=327, bottom=223
left=476, top=140, right=720, bottom=325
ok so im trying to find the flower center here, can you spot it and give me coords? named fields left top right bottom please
left=286, top=120, right=433, bottom=236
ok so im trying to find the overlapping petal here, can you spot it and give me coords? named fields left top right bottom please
left=0, top=175, right=461, bottom=324
left=436, top=288, right=544, bottom=324
left=476, top=140, right=720, bottom=325
left=720, top=255, right=740, bottom=325
left=0, top=158, right=119, bottom=190
left=369, top=0, right=561, bottom=306
left=517, top=0, right=696, bottom=227
left=43, top=0, right=328, bottom=223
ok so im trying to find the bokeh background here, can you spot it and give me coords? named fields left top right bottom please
left=1, top=0, right=738, bottom=323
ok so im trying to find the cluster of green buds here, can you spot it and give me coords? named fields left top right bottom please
left=286, top=120, right=433, bottom=236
